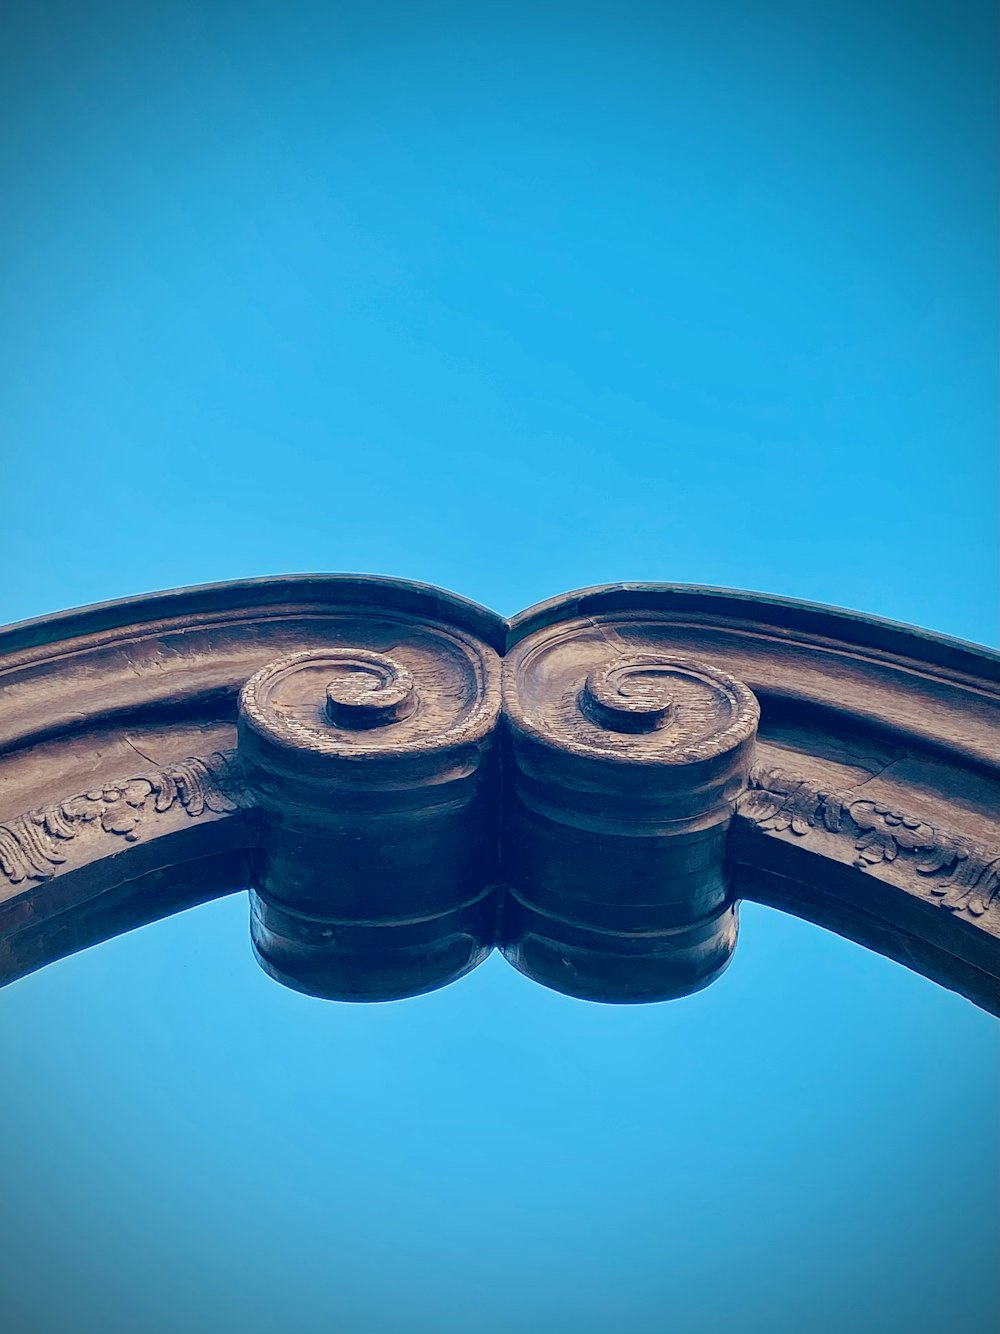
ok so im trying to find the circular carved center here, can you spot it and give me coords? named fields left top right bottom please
left=323, top=653, right=416, bottom=729
left=506, top=619, right=759, bottom=769
left=238, top=632, right=499, bottom=767
left=580, top=656, right=676, bottom=733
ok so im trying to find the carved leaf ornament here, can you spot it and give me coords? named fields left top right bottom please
left=2, top=735, right=997, bottom=923
left=739, top=767, right=1000, bottom=917
left=0, top=578, right=996, bottom=1008
left=0, top=753, right=245, bottom=885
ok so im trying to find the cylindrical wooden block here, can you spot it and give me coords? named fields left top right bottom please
left=238, top=623, right=501, bottom=1000
left=502, top=620, right=759, bottom=1001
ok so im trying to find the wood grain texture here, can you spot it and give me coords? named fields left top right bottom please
left=0, top=577, right=996, bottom=1010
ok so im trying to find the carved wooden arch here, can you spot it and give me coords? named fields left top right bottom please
left=1, top=577, right=997, bottom=1013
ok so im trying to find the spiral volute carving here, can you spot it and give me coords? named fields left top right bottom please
left=501, top=615, right=761, bottom=1002
left=236, top=620, right=502, bottom=1002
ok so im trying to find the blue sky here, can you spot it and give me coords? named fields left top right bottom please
left=0, top=3, right=997, bottom=1332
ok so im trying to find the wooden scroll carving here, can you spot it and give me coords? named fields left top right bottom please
left=0, top=577, right=996, bottom=1012
left=502, top=620, right=759, bottom=1001
left=238, top=633, right=501, bottom=1001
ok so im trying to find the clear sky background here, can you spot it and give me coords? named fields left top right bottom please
left=0, top=2, right=997, bottom=1332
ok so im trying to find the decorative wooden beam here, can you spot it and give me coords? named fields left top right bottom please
left=1, top=577, right=996, bottom=1012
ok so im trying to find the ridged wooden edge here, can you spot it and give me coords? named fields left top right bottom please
left=1, top=576, right=996, bottom=1010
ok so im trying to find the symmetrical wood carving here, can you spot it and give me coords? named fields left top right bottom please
left=0, top=577, right=996, bottom=1012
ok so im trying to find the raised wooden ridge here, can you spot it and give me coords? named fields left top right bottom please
left=1, top=576, right=996, bottom=1011
left=3, top=573, right=994, bottom=671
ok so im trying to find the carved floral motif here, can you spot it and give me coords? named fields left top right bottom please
left=738, top=765, right=1000, bottom=918
left=0, top=751, right=246, bottom=886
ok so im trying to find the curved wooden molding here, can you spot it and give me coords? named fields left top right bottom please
left=1, top=577, right=996, bottom=1011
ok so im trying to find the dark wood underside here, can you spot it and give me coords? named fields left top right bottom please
left=1, top=578, right=996, bottom=1011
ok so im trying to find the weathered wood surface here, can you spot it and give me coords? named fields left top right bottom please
left=0, top=577, right=996, bottom=1010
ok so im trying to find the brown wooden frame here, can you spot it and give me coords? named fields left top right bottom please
left=1, top=577, right=996, bottom=1012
